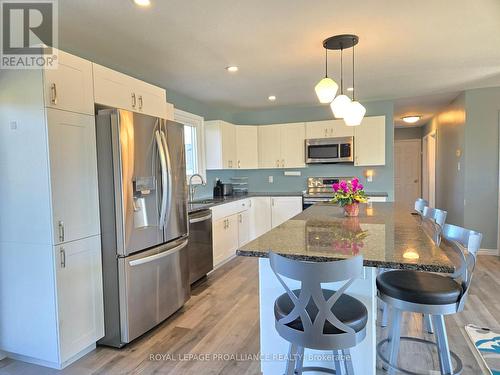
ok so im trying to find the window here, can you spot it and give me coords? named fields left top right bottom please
left=174, top=109, right=206, bottom=183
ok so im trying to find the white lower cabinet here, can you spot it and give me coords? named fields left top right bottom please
left=211, top=196, right=303, bottom=266
left=271, top=197, right=303, bottom=228
left=55, top=235, right=104, bottom=363
left=213, top=214, right=239, bottom=266
left=249, top=197, right=272, bottom=239
left=237, top=210, right=251, bottom=246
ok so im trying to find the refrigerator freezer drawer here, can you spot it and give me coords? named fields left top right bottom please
left=118, top=238, right=190, bottom=343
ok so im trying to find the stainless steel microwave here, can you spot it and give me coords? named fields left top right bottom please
left=305, top=136, right=354, bottom=164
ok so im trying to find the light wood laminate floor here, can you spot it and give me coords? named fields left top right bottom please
left=1, top=255, right=498, bottom=375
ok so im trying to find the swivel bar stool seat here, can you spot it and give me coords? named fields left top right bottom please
left=269, top=252, right=368, bottom=375
left=376, top=223, right=482, bottom=375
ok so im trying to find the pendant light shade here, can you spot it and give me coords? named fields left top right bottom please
left=330, top=94, right=351, bottom=118
left=315, top=77, right=338, bottom=104
left=344, top=101, right=366, bottom=126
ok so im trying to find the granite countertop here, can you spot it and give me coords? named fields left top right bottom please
left=237, top=202, right=455, bottom=273
left=187, top=192, right=303, bottom=213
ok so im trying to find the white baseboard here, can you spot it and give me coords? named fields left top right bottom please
left=478, top=248, right=499, bottom=256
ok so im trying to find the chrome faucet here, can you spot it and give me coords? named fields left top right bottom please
left=188, top=173, right=206, bottom=202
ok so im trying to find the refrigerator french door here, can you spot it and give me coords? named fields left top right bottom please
left=96, top=109, right=189, bottom=347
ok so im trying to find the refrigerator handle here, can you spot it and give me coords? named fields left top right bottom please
left=155, top=130, right=168, bottom=229
left=160, top=128, right=173, bottom=228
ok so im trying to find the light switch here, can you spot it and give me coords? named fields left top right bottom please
left=10, top=121, right=17, bottom=130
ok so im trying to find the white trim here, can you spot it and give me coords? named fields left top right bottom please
left=173, top=108, right=206, bottom=184
left=497, top=111, right=500, bottom=257
left=422, top=130, right=436, bottom=207
left=478, top=248, right=499, bottom=256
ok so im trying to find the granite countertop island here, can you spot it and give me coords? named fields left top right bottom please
left=242, top=202, right=454, bottom=375
left=237, top=202, right=454, bottom=273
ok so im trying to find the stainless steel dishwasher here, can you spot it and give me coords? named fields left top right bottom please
left=187, top=209, right=213, bottom=284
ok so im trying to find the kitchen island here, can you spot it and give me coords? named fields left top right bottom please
left=237, top=202, right=455, bottom=375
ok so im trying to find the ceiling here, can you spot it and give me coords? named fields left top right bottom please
left=59, top=0, right=500, bottom=118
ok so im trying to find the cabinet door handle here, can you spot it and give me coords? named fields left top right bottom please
left=272, top=198, right=274, bottom=206
left=58, top=220, right=65, bottom=242
left=276, top=159, right=280, bottom=167
left=281, top=159, right=285, bottom=167
left=226, top=219, right=229, bottom=228
left=324, top=128, right=328, bottom=137
left=138, top=95, right=143, bottom=110
left=131, top=93, right=136, bottom=108
left=50, top=83, right=57, bottom=104
left=60, top=247, right=66, bottom=268
left=239, top=214, right=242, bottom=223
left=238, top=160, right=241, bottom=168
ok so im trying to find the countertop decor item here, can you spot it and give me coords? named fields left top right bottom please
left=331, top=178, right=367, bottom=217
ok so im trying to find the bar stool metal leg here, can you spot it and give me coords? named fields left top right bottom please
left=333, top=350, right=345, bottom=375
left=432, top=315, right=453, bottom=375
left=387, top=308, right=403, bottom=375
left=286, top=343, right=298, bottom=375
left=295, top=346, right=304, bottom=375
left=424, top=314, right=434, bottom=334
left=381, top=301, right=389, bottom=327
left=342, top=349, right=354, bottom=375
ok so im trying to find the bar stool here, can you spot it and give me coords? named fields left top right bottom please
left=421, top=206, right=447, bottom=245
left=269, top=252, right=368, bottom=375
left=376, top=224, right=482, bottom=375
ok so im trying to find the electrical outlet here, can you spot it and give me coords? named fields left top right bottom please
left=268, top=176, right=273, bottom=183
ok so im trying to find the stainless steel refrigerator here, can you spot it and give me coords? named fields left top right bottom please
left=95, top=108, right=189, bottom=347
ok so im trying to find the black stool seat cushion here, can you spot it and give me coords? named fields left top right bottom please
left=274, top=289, right=368, bottom=334
left=377, top=270, right=462, bottom=305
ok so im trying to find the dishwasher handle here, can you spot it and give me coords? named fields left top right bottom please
left=189, top=212, right=212, bottom=224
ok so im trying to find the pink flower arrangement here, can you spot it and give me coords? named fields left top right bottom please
left=331, top=178, right=367, bottom=207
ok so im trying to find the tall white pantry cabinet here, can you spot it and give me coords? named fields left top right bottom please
left=0, top=51, right=104, bottom=368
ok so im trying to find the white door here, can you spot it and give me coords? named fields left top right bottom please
left=221, top=122, right=237, bottom=169
left=422, top=132, right=436, bottom=207
left=271, top=197, right=303, bottom=228
left=43, top=51, right=94, bottom=115
left=47, top=109, right=100, bottom=245
left=237, top=210, right=251, bottom=246
left=250, top=197, right=272, bottom=239
left=280, top=123, right=306, bottom=168
left=354, top=116, right=386, bottom=166
left=236, top=126, right=258, bottom=169
left=55, top=235, right=104, bottom=362
left=258, top=125, right=281, bottom=168
left=394, top=139, right=422, bottom=210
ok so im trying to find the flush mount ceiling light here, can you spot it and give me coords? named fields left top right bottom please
left=402, top=115, right=422, bottom=124
left=268, top=95, right=276, bottom=101
left=314, top=47, right=338, bottom=103
left=133, top=0, right=151, bottom=7
left=225, top=66, right=239, bottom=73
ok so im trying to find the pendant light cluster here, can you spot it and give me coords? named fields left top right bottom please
left=314, top=34, right=366, bottom=126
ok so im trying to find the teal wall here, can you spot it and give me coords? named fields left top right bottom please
left=463, top=88, right=500, bottom=249
left=189, top=100, right=395, bottom=199
left=394, top=127, right=423, bottom=140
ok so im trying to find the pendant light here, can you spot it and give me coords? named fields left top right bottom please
left=330, top=46, right=351, bottom=118
left=344, top=37, right=366, bottom=126
left=314, top=48, right=338, bottom=104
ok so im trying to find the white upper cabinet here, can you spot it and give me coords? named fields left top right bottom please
left=258, top=125, right=282, bottom=168
left=205, top=120, right=236, bottom=169
left=47, top=109, right=100, bottom=245
left=235, top=126, right=258, bottom=169
left=306, top=119, right=354, bottom=139
left=92, top=63, right=167, bottom=118
left=206, top=121, right=259, bottom=169
left=259, top=123, right=305, bottom=168
left=43, top=50, right=94, bottom=115
left=280, top=122, right=306, bottom=168
left=354, top=115, right=386, bottom=166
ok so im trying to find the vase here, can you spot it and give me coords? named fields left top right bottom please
left=343, top=203, right=359, bottom=217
